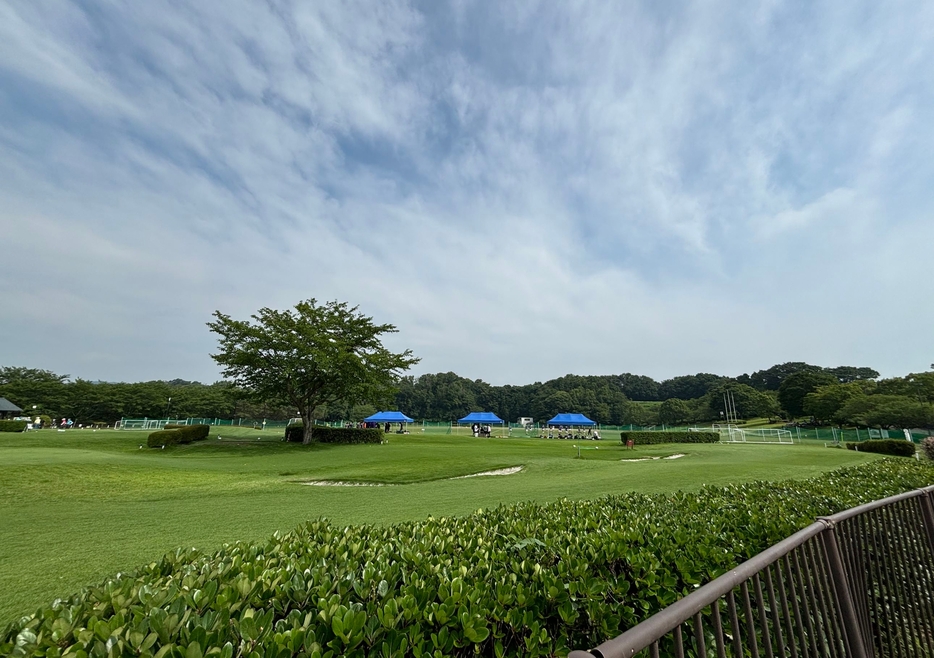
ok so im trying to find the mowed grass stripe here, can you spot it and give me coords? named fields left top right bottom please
left=0, top=427, right=876, bottom=624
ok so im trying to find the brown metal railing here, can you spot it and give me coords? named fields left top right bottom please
left=570, top=485, right=934, bottom=658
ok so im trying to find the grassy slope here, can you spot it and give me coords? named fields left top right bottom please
left=0, top=427, right=876, bottom=624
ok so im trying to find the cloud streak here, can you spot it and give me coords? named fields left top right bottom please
left=2, top=0, right=932, bottom=384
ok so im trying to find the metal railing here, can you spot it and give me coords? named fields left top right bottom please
left=570, top=485, right=934, bottom=658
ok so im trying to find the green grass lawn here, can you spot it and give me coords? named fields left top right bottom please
left=0, top=426, right=877, bottom=625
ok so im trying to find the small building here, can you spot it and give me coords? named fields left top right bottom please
left=0, top=397, right=24, bottom=419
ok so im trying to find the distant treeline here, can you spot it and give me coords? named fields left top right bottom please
left=0, top=367, right=291, bottom=425
left=344, top=362, right=932, bottom=429
left=3, top=362, right=932, bottom=429
left=389, top=363, right=884, bottom=425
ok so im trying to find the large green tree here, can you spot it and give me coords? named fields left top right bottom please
left=704, top=383, right=781, bottom=420
left=657, top=373, right=726, bottom=400
left=777, top=370, right=838, bottom=418
left=838, top=395, right=934, bottom=429
left=802, top=383, right=867, bottom=425
left=825, top=366, right=880, bottom=383
left=614, top=373, right=660, bottom=401
left=0, top=367, right=71, bottom=417
left=658, top=398, right=691, bottom=425
left=737, top=362, right=824, bottom=391
left=207, top=299, right=418, bottom=444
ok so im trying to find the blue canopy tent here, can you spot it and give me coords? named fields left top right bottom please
left=364, top=411, right=414, bottom=423
left=547, top=413, right=596, bottom=426
left=458, top=412, right=504, bottom=425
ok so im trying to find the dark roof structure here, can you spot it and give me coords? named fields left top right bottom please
left=0, top=397, right=24, bottom=413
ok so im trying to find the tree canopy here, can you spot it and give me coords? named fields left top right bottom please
left=803, top=382, right=867, bottom=425
left=656, top=373, right=727, bottom=400
left=777, top=370, right=838, bottom=418
left=207, top=299, right=418, bottom=444
left=735, top=362, right=879, bottom=391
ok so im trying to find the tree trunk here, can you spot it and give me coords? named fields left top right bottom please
left=302, top=411, right=315, bottom=445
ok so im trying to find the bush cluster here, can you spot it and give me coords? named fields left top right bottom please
left=5, top=460, right=932, bottom=658
left=619, top=430, right=719, bottom=445
left=0, top=420, right=28, bottom=433
left=921, top=437, right=934, bottom=461
left=285, top=425, right=383, bottom=444
left=845, top=439, right=916, bottom=457
left=146, top=424, right=210, bottom=448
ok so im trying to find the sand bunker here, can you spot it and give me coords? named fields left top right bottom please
left=300, top=466, right=524, bottom=487
left=301, top=480, right=389, bottom=487
left=621, top=453, right=686, bottom=463
left=451, top=466, right=524, bottom=479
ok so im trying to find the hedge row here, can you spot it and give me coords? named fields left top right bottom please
left=147, top=424, right=210, bottom=448
left=619, top=430, right=719, bottom=445
left=0, top=420, right=28, bottom=433
left=285, top=425, right=383, bottom=444
left=4, top=460, right=933, bottom=658
left=845, top=439, right=916, bottom=457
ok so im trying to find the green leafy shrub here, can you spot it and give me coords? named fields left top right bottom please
left=845, top=439, right=916, bottom=457
left=147, top=425, right=210, bottom=448
left=146, top=429, right=180, bottom=448
left=619, top=430, right=719, bottom=445
left=167, top=424, right=211, bottom=443
left=0, top=420, right=28, bottom=432
left=4, top=460, right=932, bottom=658
left=921, top=437, right=934, bottom=461
left=285, top=424, right=383, bottom=444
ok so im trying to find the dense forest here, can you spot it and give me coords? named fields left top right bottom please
left=2, top=362, right=932, bottom=429
left=390, top=363, right=931, bottom=427
left=0, top=367, right=289, bottom=424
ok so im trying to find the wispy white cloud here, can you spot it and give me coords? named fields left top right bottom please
left=1, top=0, right=933, bottom=384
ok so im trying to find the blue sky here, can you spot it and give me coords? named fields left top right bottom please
left=1, top=1, right=932, bottom=384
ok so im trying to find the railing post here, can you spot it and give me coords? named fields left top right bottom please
left=818, top=521, right=870, bottom=658
left=919, top=488, right=934, bottom=553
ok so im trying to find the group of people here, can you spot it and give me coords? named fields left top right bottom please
left=471, top=423, right=493, bottom=437
left=540, top=425, right=601, bottom=441
left=25, top=417, right=74, bottom=430
left=384, top=422, right=408, bottom=434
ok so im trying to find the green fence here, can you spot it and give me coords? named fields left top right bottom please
left=788, top=427, right=930, bottom=443
left=118, top=418, right=291, bottom=430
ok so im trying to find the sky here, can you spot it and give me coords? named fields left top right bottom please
left=1, top=1, right=932, bottom=385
